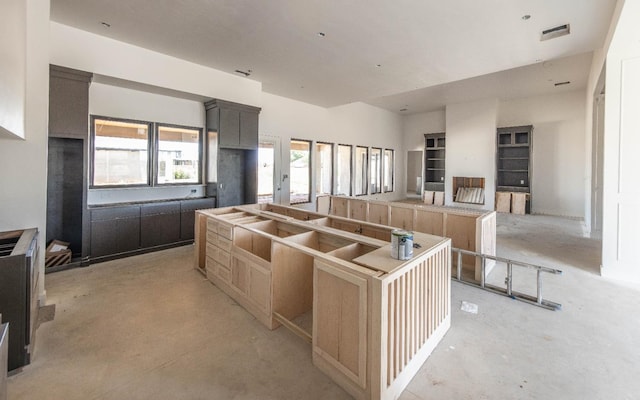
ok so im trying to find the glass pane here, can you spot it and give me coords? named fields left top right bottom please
left=93, top=118, right=150, bottom=186
left=371, top=148, right=382, bottom=194
left=336, top=144, right=352, bottom=196
left=157, top=126, right=200, bottom=184
left=207, top=130, right=218, bottom=183
left=355, top=146, right=368, bottom=195
left=290, top=139, right=311, bottom=204
left=383, top=149, right=394, bottom=192
left=258, top=141, right=275, bottom=204
left=315, top=142, right=333, bottom=195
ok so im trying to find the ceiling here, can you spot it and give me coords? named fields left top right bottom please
left=50, top=0, right=617, bottom=112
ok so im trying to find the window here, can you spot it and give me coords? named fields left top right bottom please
left=156, top=125, right=201, bottom=184
left=370, top=148, right=382, bottom=194
left=290, top=139, right=311, bottom=204
left=383, top=149, right=394, bottom=192
left=91, top=116, right=203, bottom=188
left=92, top=117, right=151, bottom=186
left=336, top=144, right=352, bottom=196
left=315, top=142, right=333, bottom=196
left=258, top=140, right=276, bottom=203
left=355, top=146, right=368, bottom=196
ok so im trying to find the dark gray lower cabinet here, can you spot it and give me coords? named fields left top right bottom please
left=140, top=202, right=180, bottom=248
left=90, top=206, right=141, bottom=258
left=89, top=198, right=216, bottom=261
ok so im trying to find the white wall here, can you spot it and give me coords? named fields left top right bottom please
left=601, top=0, right=640, bottom=283
left=50, top=22, right=262, bottom=107
left=498, top=90, right=586, bottom=218
left=0, top=0, right=50, bottom=299
left=403, top=110, right=446, bottom=151
left=0, top=0, right=26, bottom=139
left=87, top=83, right=207, bottom=205
left=260, top=93, right=405, bottom=206
left=445, top=99, right=498, bottom=210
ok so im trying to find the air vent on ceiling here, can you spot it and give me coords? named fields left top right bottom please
left=554, top=81, right=571, bottom=87
left=540, top=24, right=570, bottom=41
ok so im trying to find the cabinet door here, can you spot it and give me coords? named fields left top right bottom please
left=313, top=260, right=368, bottom=389
left=140, top=202, right=181, bottom=248
left=248, top=264, right=271, bottom=314
left=231, top=256, right=249, bottom=294
left=239, top=110, right=258, bottom=149
left=90, top=206, right=140, bottom=258
left=219, top=108, right=240, bottom=148
left=180, top=198, right=216, bottom=240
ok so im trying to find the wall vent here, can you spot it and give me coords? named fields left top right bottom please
left=554, top=81, right=571, bottom=87
left=540, top=24, right=570, bottom=41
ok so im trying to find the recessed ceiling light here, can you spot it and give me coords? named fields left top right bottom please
left=522, top=15, right=531, bottom=20
left=100, top=21, right=111, bottom=28
left=317, top=32, right=326, bottom=37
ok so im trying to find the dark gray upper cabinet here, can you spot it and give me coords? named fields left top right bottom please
left=205, top=99, right=261, bottom=150
left=49, top=65, right=93, bottom=139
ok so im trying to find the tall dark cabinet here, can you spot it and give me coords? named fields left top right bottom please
left=205, top=100, right=261, bottom=207
left=47, top=65, right=92, bottom=262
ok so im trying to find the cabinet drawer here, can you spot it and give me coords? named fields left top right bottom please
left=213, top=248, right=231, bottom=268
left=217, top=222, right=234, bottom=240
left=217, top=236, right=232, bottom=252
left=216, top=261, right=231, bottom=283
left=206, top=218, right=218, bottom=235
left=206, top=231, right=218, bottom=247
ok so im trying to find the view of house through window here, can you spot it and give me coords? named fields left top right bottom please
left=336, top=144, right=352, bottom=196
left=355, top=146, right=368, bottom=195
left=384, top=149, right=394, bottom=192
left=371, top=148, right=382, bottom=194
left=290, top=139, right=311, bottom=204
left=315, top=142, right=333, bottom=196
left=93, top=118, right=150, bottom=186
left=157, top=125, right=201, bottom=184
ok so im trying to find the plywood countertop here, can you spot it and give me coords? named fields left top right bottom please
left=352, top=231, right=448, bottom=274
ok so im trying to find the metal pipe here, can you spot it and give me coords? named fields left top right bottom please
left=457, top=250, right=462, bottom=281
left=506, top=262, right=513, bottom=296
left=480, top=256, right=486, bottom=288
left=537, top=269, right=542, bottom=304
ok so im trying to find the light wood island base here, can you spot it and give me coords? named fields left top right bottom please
left=194, top=204, right=451, bottom=400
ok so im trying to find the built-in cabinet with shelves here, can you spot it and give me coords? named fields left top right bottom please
left=205, top=99, right=261, bottom=207
left=496, top=125, right=532, bottom=213
left=424, top=133, right=446, bottom=192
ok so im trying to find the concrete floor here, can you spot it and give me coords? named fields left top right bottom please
left=8, top=213, right=640, bottom=399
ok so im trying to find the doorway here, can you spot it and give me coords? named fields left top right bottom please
left=591, top=69, right=605, bottom=234
left=258, top=136, right=282, bottom=204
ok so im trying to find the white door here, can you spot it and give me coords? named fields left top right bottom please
left=258, top=136, right=282, bottom=204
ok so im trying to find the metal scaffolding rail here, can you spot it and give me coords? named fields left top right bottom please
left=451, top=247, right=563, bottom=311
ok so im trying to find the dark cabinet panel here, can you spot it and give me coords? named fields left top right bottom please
left=239, top=110, right=259, bottom=149
left=48, top=65, right=92, bottom=139
left=219, top=108, right=241, bottom=148
left=140, top=202, right=180, bottom=248
left=90, top=206, right=140, bottom=258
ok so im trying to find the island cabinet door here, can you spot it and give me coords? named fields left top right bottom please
left=312, top=260, right=368, bottom=394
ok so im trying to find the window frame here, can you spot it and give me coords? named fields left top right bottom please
left=154, top=122, right=203, bottom=186
left=315, top=141, right=334, bottom=196
left=90, top=115, right=153, bottom=189
left=354, top=145, right=369, bottom=196
left=289, top=138, right=312, bottom=205
left=383, top=149, right=394, bottom=193
left=370, top=147, right=383, bottom=194
left=336, top=144, right=353, bottom=196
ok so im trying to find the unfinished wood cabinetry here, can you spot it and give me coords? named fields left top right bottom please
left=194, top=205, right=452, bottom=400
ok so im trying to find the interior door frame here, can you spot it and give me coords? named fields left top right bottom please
left=259, top=135, right=282, bottom=204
